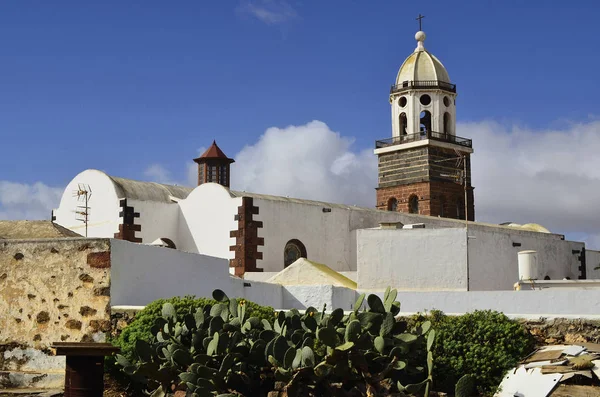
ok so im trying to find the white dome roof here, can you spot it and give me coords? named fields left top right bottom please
left=395, top=31, right=451, bottom=85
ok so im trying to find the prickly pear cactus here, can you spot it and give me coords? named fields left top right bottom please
left=454, top=374, right=476, bottom=397
left=116, top=287, right=435, bottom=397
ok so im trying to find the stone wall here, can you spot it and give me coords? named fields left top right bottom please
left=520, top=318, right=600, bottom=345
left=0, top=238, right=112, bottom=389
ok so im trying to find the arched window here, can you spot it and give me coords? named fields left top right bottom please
left=387, top=197, right=398, bottom=211
left=409, top=195, right=419, bottom=214
left=443, top=112, right=451, bottom=135
left=439, top=195, right=446, bottom=217
left=420, top=111, right=431, bottom=134
left=284, top=239, right=307, bottom=268
left=456, top=197, right=464, bottom=219
left=160, top=238, right=176, bottom=249
left=399, top=113, right=407, bottom=135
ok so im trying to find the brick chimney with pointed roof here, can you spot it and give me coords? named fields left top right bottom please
left=193, top=141, right=235, bottom=187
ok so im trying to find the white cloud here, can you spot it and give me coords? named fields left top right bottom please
left=236, top=0, right=298, bottom=25
left=230, top=120, right=376, bottom=206
left=0, top=181, right=62, bottom=220
left=144, top=164, right=174, bottom=185
left=464, top=119, right=600, bottom=241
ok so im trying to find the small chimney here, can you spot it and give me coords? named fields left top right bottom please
left=379, top=222, right=403, bottom=230
left=193, top=141, right=235, bottom=187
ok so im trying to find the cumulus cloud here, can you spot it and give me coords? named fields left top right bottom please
left=464, top=119, right=600, bottom=241
left=230, top=120, right=376, bottom=206
left=236, top=0, right=298, bottom=25
left=144, top=164, right=174, bottom=185
left=0, top=181, right=62, bottom=220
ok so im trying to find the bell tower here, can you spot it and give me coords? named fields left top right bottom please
left=193, top=140, right=235, bottom=187
left=375, top=25, right=474, bottom=220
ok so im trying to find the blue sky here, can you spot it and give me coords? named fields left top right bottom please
left=1, top=1, right=600, bottom=247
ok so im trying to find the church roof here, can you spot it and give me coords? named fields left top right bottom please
left=108, top=175, right=193, bottom=203
left=396, top=31, right=451, bottom=85
left=0, top=220, right=82, bottom=240
left=228, top=190, right=376, bottom=211
left=193, top=141, right=235, bottom=164
left=91, top=172, right=562, bottom=237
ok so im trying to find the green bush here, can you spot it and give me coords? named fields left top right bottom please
left=410, top=310, right=534, bottom=395
left=112, top=295, right=275, bottom=362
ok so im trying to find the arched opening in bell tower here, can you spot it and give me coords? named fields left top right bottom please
left=439, top=195, right=446, bottom=217
left=399, top=113, right=407, bottom=135
left=409, top=195, right=419, bottom=214
left=443, top=113, right=451, bottom=135
left=387, top=197, right=398, bottom=211
left=420, top=111, right=431, bottom=134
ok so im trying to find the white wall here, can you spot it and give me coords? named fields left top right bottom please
left=177, top=183, right=240, bottom=258
left=363, top=289, right=600, bottom=319
left=110, top=239, right=283, bottom=308
left=255, top=199, right=409, bottom=273
left=109, top=239, right=600, bottom=319
left=111, top=239, right=235, bottom=306
left=54, top=169, right=121, bottom=238
left=127, top=199, right=180, bottom=245
left=586, top=250, right=600, bottom=279
left=468, top=228, right=584, bottom=290
left=357, top=228, right=468, bottom=291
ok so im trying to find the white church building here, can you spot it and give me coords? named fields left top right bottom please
left=53, top=29, right=597, bottom=292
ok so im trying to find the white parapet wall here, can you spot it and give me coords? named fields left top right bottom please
left=361, top=289, right=600, bottom=319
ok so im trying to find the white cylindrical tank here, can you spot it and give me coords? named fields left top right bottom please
left=518, top=250, right=538, bottom=280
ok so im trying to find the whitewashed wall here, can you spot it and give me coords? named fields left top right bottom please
left=127, top=199, right=180, bottom=246
left=177, top=183, right=240, bottom=258
left=109, top=239, right=600, bottom=319
left=54, top=170, right=121, bottom=237
left=357, top=228, right=468, bottom=291
left=111, top=239, right=233, bottom=306
left=356, top=224, right=585, bottom=292
left=586, top=250, right=600, bottom=279
left=110, top=239, right=282, bottom=308
left=468, top=228, right=584, bottom=290
left=365, top=289, right=600, bottom=319
left=254, top=199, right=407, bottom=273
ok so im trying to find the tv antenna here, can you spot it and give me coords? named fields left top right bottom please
left=73, top=184, right=92, bottom=237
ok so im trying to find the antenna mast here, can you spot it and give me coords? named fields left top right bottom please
left=73, top=184, right=92, bottom=237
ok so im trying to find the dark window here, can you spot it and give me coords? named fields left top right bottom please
left=420, top=111, right=431, bottom=133
left=207, top=165, right=218, bottom=182
left=198, top=164, right=205, bottom=184
left=443, top=112, right=451, bottom=135
left=387, top=197, right=398, bottom=211
left=284, top=239, right=307, bottom=268
left=439, top=196, right=446, bottom=217
left=456, top=198, right=464, bottom=219
left=160, top=238, right=176, bottom=249
left=399, top=113, right=407, bottom=135
left=420, top=94, right=431, bottom=106
left=409, top=195, right=419, bottom=214
left=443, top=96, right=450, bottom=107
left=399, top=96, right=407, bottom=107
left=219, top=165, right=228, bottom=185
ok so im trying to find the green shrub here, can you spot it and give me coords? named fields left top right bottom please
left=112, top=295, right=275, bottom=362
left=417, top=310, right=534, bottom=395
